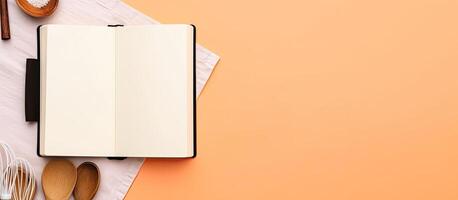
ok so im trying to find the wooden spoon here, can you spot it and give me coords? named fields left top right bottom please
left=74, top=162, right=100, bottom=200
left=42, top=159, right=77, bottom=200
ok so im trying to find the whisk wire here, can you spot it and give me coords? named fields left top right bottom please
left=0, top=143, right=16, bottom=200
left=12, top=158, right=36, bottom=200
left=0, top=143, right=36, bottom=200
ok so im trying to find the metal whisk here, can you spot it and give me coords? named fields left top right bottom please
left=0, top=143, right=16, bottom=200
left=12, top=158, right=36, bottom=200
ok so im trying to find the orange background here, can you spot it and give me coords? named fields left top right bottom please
left=123, top=0, right=458, bottom=199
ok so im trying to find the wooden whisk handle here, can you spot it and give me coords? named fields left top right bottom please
left=1, top=0, right=10, bottom=40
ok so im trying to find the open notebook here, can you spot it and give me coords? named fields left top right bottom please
left=37, top=24, right=195, bottom=158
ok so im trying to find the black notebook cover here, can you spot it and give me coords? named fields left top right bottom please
left=25, top=24, right=197, bottom=158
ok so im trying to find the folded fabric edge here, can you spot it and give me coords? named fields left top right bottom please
left=116, top=159, right=145, bottom=200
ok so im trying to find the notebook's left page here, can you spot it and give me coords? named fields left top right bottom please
left=39, top=25, right=116, bottom=156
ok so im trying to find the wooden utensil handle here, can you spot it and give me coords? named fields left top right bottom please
left=1, top=0, right=10, bottom=40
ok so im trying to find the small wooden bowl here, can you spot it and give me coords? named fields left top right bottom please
left=74, top=162, right=100, bottom=200
left=16, top=0, right=58, bottom=18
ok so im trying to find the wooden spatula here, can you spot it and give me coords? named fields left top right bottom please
left=74, top=162, right=100, bottom=200
left=42, top=159, right=77, bottom=200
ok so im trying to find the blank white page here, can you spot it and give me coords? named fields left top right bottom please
left=39, top=25, right=116, bottom=156
left=115, top=25, right=194, bottom=157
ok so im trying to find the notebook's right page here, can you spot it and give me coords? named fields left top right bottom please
left=115, top=25, right=194, bottom=157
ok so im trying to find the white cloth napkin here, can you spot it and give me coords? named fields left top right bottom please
left=0, top=0, right=219, bottom=199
